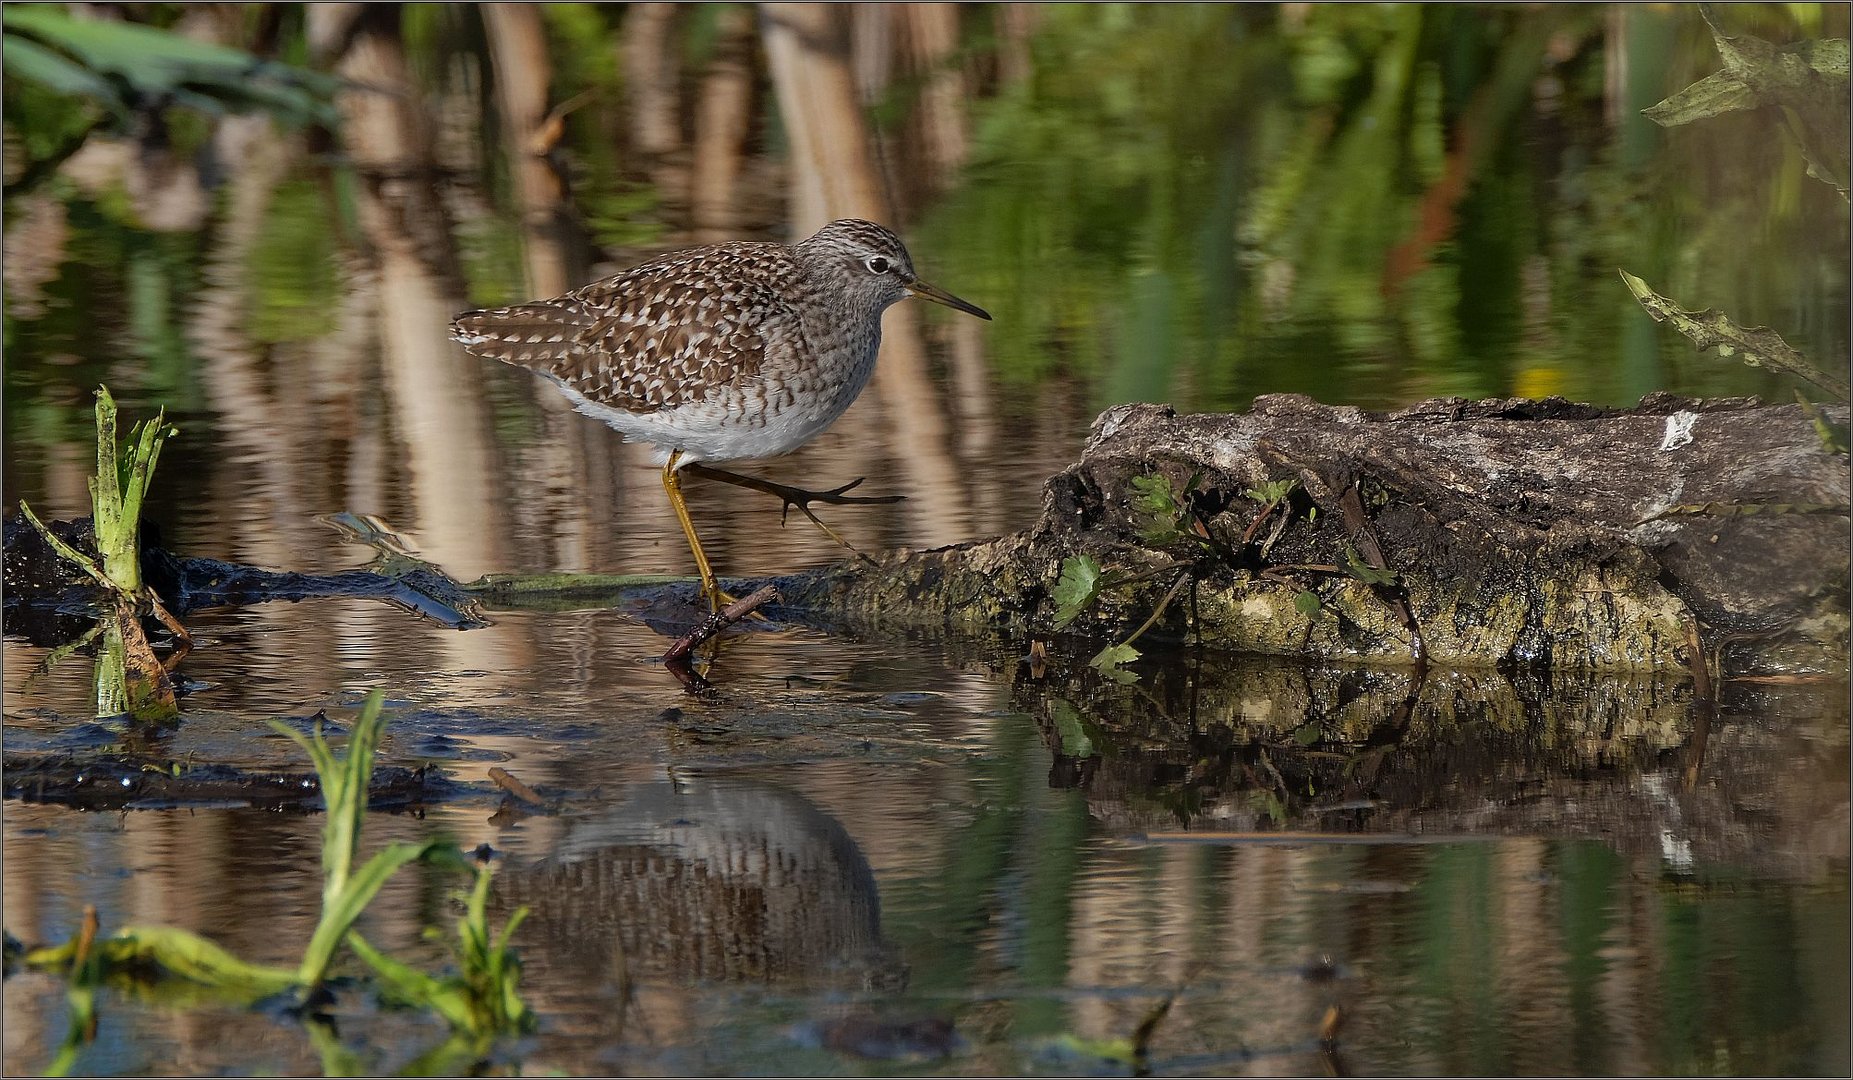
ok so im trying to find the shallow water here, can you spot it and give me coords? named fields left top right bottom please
left=4, top=3, right=1850, bottom=1076
left=4, top=605, right=1848, bottom=1075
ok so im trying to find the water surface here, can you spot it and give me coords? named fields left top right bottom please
left=3, top=4, right=1848, bottom=1075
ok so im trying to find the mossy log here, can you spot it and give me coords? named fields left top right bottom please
left=7, top=395, right=1846, bottom=675
left=780, top=394, right=1850, bottom=673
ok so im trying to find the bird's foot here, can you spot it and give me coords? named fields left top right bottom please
left=683, top=464, right=903, bottom=564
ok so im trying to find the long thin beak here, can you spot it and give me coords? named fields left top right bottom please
left=906, top=278, right=992, bottom=321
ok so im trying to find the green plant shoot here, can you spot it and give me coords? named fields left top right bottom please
left=267, top=691, right=453, bottom=991
left=349, top=859, right=534, bottom=1037
left=1342, top=544, right=1400, bottom=586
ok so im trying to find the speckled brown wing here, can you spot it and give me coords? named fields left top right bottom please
left=449, top=242, right=806, bottom=415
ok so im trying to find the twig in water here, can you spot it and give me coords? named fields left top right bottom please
left=1119, top=571, right=1192, bottom=651
left=1680, top=614, right=1715, bottom=793
left=661, top=584, right=780, bottom=690
left=487, top=767, right=549, bottom=809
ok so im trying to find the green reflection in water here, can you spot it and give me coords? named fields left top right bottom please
left=1557, top=840, right=1623, bottom=1075
left=919, top=3, right=1848, bottom=412
left=247, top=179, right=340, bottom=345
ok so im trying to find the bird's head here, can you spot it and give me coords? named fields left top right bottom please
left=798, top=218, right=991, bottom=321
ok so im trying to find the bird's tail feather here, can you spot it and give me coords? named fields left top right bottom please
left=449, top=303, right=595, bottom=369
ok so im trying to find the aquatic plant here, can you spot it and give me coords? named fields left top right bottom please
left=267, top=691, right=458, bottom=992
left=23, top=689, right=535, bottom=1073
left=16, top=386, right=185, bottom=722
left=348, top=858, right=536, bottom=1037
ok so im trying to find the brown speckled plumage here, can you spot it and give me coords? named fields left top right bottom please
left=450, top=218, right=990, bottom=467
left=451, top=242, right=799, bottom=416
left=450, top=218, right=989, bottom=612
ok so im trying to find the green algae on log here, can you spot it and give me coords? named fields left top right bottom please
left=780, top=395, right=1850, bottom=673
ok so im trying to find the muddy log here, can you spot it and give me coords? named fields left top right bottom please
left=780, top=395, right=1850, bottom=673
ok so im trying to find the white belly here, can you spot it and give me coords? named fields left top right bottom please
left=550, top=328, right=881, bottom=467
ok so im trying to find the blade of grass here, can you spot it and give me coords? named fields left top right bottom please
left=296, top=839, right=449, bottom=988
left=89, top=389, right=123, bottom=587
left=348, top=932, right=476, bottom=1031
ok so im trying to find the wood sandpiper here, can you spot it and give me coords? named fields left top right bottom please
left=450, top=218, right=991, bottom=611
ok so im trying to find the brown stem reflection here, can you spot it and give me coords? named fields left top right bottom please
left=898, top=3, right=970, bottom=206
left=623, top=3, right=687, bottom=215
left=760, top=2, right=971, bottom=546
left=483, top=2, right=585, bottom=298
left=689, top=5, right=758, bottom=243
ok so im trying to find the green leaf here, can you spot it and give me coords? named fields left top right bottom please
left=1639, top=9, right=1849, bottom=197
left=1797, top=392, right=1851, bottom=455
left=1130, top=472, right=1191, bottom=543
left=1126, top=470, right=1200, bottom=540
left=1342, top=545, right=1399, bottom=586
left=1052, top=555, right=1104, bottom=628
left=108, top=927, right=297, bottom=993
left=1129, top=473, right=1181, bottom=517
left=1049, top=700, right=1098, bottom=758
left=1048, top=1033, right=1140, bottom=1068
left=350, top=861, right=534, bottom=1037
left=1640, top=67, right=1761, bottom=127
left=1293, top=590, right=1323, bottom=616
left=297, top=840, right=447, bottom=988
left=349, top=933, right=475, bottom=1031
left=16, top=500, right=109, bottom=588
left=2, top=6, right=342, bottom=128
left=1250, top=790, right=1287, bottom=825
left=1089, top=643, right=1141, bottom=682
left=1246, top=477, right=1298, bottom=505
left=0, top=34, right=125, bottom=112
left=1620, top=270, right=1848, bottom=400
left=26, top=926, right=295, bottom=996
left=89, top=389, right=122, bottom=578
left=1294, top=721, right=1324, bottom=746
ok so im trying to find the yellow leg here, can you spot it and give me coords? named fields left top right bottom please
left=662, top=451, right=725, bottom=612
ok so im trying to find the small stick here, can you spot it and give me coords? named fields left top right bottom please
left=661, top=583, right=779, bottom=670
left=1337, top=483, right=1428, bottom=667
left=487, top=767, right=549, bottom=808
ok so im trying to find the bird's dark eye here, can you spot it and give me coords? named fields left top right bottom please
left=864, top=256, right=891, bottom=274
